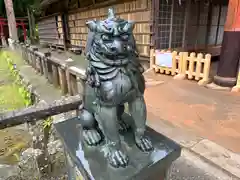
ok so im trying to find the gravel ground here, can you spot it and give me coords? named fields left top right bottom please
left=168, top=149, right=236, bottom=180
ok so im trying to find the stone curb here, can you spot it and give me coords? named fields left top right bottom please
left=186, top=147, right=240, bottom=180
left=148, top=119, right=240, bottom=180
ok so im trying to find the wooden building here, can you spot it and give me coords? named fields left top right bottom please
left=38, top=0, right=240, bottom=87
left=38, top=0, right=227, bottom=58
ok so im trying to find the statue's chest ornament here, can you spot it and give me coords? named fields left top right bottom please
left=119, top=67, right=127, bottom=74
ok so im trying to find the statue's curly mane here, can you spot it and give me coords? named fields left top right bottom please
left=85, top=9, right=138, bottom=67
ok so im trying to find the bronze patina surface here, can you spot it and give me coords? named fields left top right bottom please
left=78, top=8, right=153, bottom=168
left=55, top=117, right=181, bottom=180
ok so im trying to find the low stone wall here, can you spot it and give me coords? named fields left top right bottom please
left=16, top=42, right=86, bottom=97
left=14, top=42, right=150, bottom=96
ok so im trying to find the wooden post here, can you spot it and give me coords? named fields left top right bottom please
left=205, top=2, right=212, bottom=48
left=198, top=54, right=211, bottom=86
left=70, top=74, right=78, bottom=96
left=31, top=10, right=36, bottom=43
left=58, top=67, right=68, bottom=95
left=29, top=47, right=34, bottom=66
left=168, top=1, right=174, bottom=49
left=66, top=69, right=72, bottom=95
left=47, top=61, right=53, bottom=84
left=32, top=47, right=38, bottom=70
left=154, top=0, right=160, bottom=49
left=26, top=44, right=31, bottom=64
left=23, top=44, right=27, bottom=61
left=52, top=63, right=59, bottom=88
left=195, top=1, right=201, bottom=49
left=22, top=44, right=26, bottom=60
left=27, top=8, right=34, bottom=43
left=65, top=58, right=75, bottom=96
left=174, top=52, right=188, bottom=80
left=150, top=0, right=156, bottom=50
left=215, top=4, right=222, bottom=45
left=61, top=13, right=69, bottom=51
left=76, top=76, right=84, bottom=95
left=231, top=63, right=240, bottom=92
left=213, top=0, right=240, bottom=87
left=182, top=0, right=191, bottom=49
left=150, top=49, right=155, bottom=69
left=35, top=56, right=40, bottom=73
left=43, top=52, right=51, bottom=80
left=41, top=54, right=47, bottom=78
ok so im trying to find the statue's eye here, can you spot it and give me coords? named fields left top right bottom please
left=101, top=34, right=110, bottom=41
left=121, top=34, right=129, bottom=40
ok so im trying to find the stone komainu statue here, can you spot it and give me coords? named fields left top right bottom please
left=79, top=8, right=153, bottom=168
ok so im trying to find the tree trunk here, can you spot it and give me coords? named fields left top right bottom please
left=27, top=8, right=34, bottom=43
left=4, top=0, right=18, bottom=41
left=31, top=11, right=36, bottom=38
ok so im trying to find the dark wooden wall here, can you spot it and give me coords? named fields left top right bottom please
left=67, top=0, right=152, bottom=57
left=152, top=0, right=228, bottom=54
left=38, top=15, right=64, bottom=46
left=37, top=0, right=229, bottom=57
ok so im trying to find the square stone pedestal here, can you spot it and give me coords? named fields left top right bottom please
left=54, top=117, right=181, bottom=180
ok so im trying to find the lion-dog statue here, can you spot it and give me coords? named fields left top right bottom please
left=78, top=8, right=153, bottom=168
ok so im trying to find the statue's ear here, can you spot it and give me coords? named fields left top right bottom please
left=85, top=31, right=95, bottom=55
left=129, top=34, right=137, bottom=50
left=86, top=20, right=97, bottom=32
left=128, top=21, right=135, bottom=31
left=123, top=21, right=135, bottom=32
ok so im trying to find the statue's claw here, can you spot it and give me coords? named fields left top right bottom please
left=107, top=148, right=129, bottom=168
left=135, top=136, right=153, bottom=152
left=118, top=120, right=130, bottom=133
left=83, top=129, right=102, bottom=146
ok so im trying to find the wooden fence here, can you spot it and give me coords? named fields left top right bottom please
left=150, top=49, right=211, bottom=86
left=150, top=49, right=181, bottom=76
left=232, top=67, right=240, bottom=92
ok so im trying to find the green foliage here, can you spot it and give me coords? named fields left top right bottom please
left=0, top=51, right=32, bottom=110
left=6, top=55, right=33, bottom=107
left=2, top=51, right=53, bottom=132
left=0, top=0, right=41, bottom=17
left=0, top=52, right=26, bottom=112
left=14, top=0, right=42, bottom=16
left=43, top=117, right=53, bottom=129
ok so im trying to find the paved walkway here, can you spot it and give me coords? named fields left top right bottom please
left=144, top=70, right=240, bottom=178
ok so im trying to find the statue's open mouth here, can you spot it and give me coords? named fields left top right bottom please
left=104, top=53, right=127, bottom=60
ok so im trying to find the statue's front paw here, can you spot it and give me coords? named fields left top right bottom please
left=135, top=136, right=154, bottom=152
left=83, top=129, right=102, bottom=146
left=118, top=120, right=130, bottom=133
left=107, top=148, right=129, bottom=168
